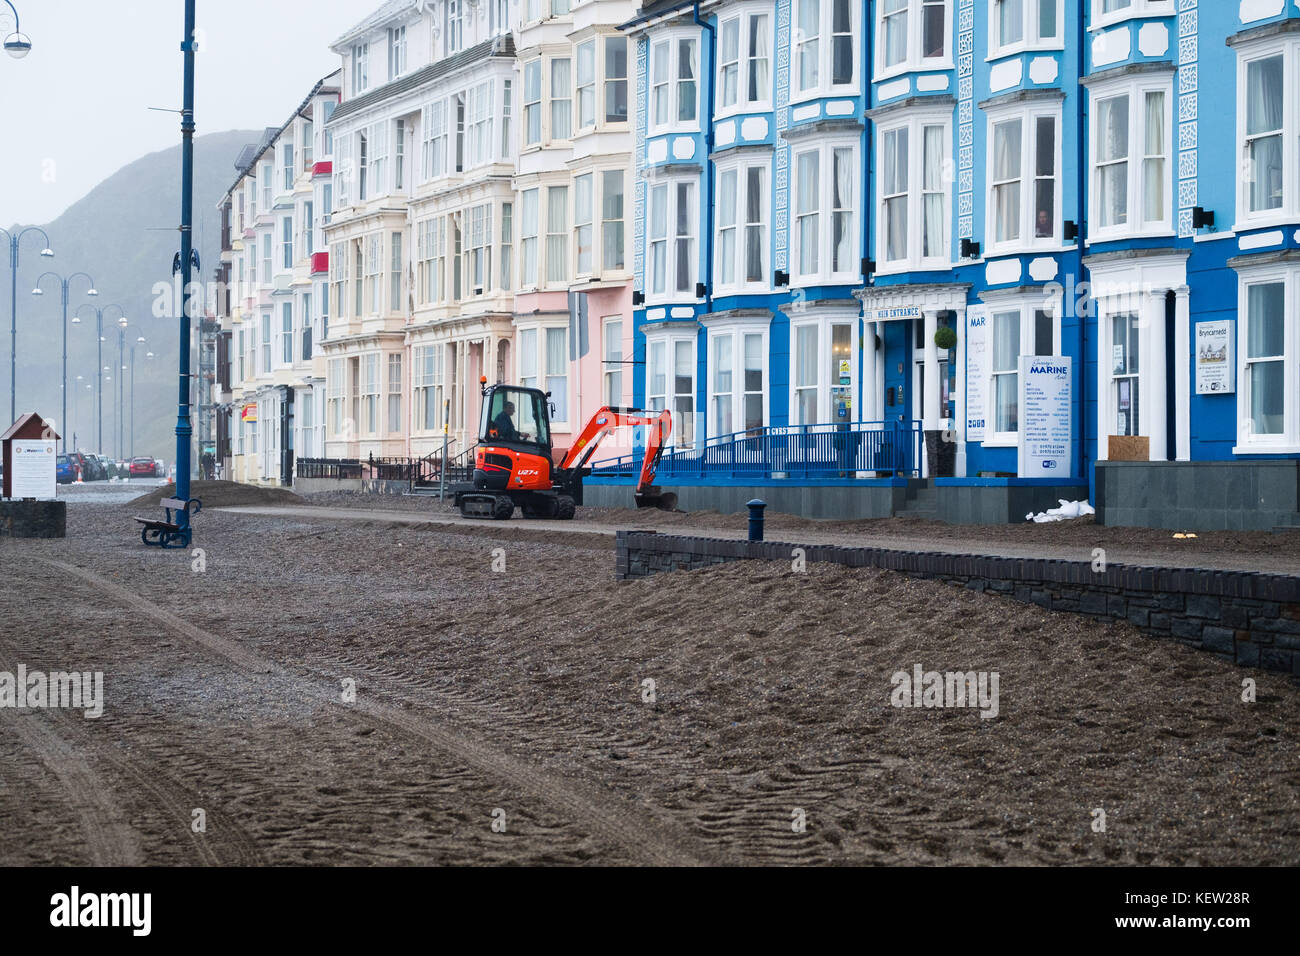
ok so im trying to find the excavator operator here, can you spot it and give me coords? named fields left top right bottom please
left=493, top=401, right=530, bottom=442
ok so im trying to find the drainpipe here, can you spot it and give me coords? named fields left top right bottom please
left=1076, top=0, right=1090, bottom=492
left=693, top=2, right=715, bottom=318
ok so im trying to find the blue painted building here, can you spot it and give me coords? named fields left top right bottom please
left=604, top=0, right=1300, bottom=528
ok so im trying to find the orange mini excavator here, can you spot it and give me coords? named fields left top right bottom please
left=451, top=379, right=676, bottom=520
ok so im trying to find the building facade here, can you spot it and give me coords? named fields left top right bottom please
left=218, top=73, right=341, bottom=485
left=217, top=0, right=1300, bottom=527
left=610, top=0, right=1300, bottom=526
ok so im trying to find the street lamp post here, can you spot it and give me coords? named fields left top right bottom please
left=174, top=0, right=198, bottom=537
left=130, top=336, right=152, bottom=459
left=0, top=225, right=54, bottom=425
left=2, top=1, right=33, bottom=58
left=32, top=271, right=96, bottom=451
left=72, top=302, right=125, bottom=454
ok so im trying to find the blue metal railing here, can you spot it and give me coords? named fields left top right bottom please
left=589, top=420, right=924, bottom=482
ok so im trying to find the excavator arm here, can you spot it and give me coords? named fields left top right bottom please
left=557, top=406, right=676, bottom=510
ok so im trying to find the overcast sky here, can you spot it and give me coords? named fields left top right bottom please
left=0, top=0, right=372, bottom=226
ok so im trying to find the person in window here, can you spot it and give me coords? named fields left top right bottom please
left=1036, top=209, right=1053, bottom=238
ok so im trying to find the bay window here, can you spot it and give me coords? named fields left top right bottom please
left=575, top=174, right=594, bottom=275
left=990, top=0, right=1062, bottom=57
left=421, top=100, right=446, bottom=181
left=985, top=295, right=1059, bottom=444
left=524, top=60, right=542, bottom=146
left=328, top=358, right=345, bottom=435
left=877, top=0, right=948, bottom=77
left=986, top=103, right=1061, bottom=251
left=605, top=37, right=629, bottom=122
left=601, top=170, right=625, bottom=271
left=647, top=180, right=698, bottom=298
left=1234, top=270, right=1300, bottom=451
left=363, top=353, right=380, bottom=435
left=577, top=42, right=596, bottom=130
left=521, top=188, right=539, bottom=287
left=877, top=114, right=950, bottom=270
left=719, top=9, right=771, bottom=112
left=280, top=302, right=293, bottom=366
left=790, top=311, right=856, bottom=426
left=387, top=354, right=402, bottom=435
left=1089, top=75, right=1171, bottom=238
left=646, top=332, right=697, bottom=448
left=791, top=140, right=858, bottom=284
left=708, top=323, right=767, bottom=437
left=546, top=185, right=568, bottom=284
left=414, top=345, right=443, bottom=432
left=796, top=0, right=859, bottom=96
left=716, top=159, right=768, bottom=290
left=551, top=58, right=572, bottom=141
left=650, top=36, right=699, bottom=131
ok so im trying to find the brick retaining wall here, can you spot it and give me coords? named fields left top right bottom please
left=615, top=531, right=1300, bottom=674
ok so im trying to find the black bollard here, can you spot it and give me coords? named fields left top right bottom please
left=747, top=498, right=767, bottom=542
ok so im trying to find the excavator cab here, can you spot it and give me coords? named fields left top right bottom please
left=479, top=385, right=551, bottom=453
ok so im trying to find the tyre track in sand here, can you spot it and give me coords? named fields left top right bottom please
left=36, top=556, right=719, bottom=866
left=0, top=619, right=266, bottom=866
left=0, top=639, right=143, bottom=866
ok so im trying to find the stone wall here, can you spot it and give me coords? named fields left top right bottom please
left=0, top=500, right=67, bottom=538
left=615, top=531, right=1300, bottom=674
left=1096, top=460, right=1300, bottom=531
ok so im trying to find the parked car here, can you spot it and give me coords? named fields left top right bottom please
left=77, top=453, right=106, bottom=481
left=90, top=454, right=114, bottom=480
left=129, top=456, right=158, bottom=478
left=56, top=454, right=78, bottom=483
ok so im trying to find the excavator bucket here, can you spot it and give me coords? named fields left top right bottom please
left=635, top=489, right=678, bottom=512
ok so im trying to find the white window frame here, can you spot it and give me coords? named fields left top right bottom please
left=414, top=344, right=445, bottom=433
left=649, top=34, right=700, bottom=134
left=523, top=59, right=543, bottom=147
left=795, top=0, right=864, bottom=97
left=352, top=43, right=369, bottom=96
left=982, top=291, right=1062, bottom=447
left=603, top=317, right=624, bottom=406
left=388, top=25, right=407, bottom=80
left=1090, top=0, right=1174, bottom=31
left=876, top=110, right=951, bottom=273
left=875, top=0, right=951, bottom=82
left=520, top=187, right=540, bottom=288
left=1233, top=37, right=1300, bottom=232
left=600, top=169, right=626, bottom=274
left=714, top=155, right=770, bottom=293
left=1087, top=72, right=1174, bottom=241
left=789, top=137, right=860, bottom=286
left=989, top=0, right=1064, bottom=59
left=704, top=317, right=770, bottom=439
left=645, top=329, right=697, bottom=449
left=646, top=177, right=699, bottom=302
left=788, top=309, right=858, bottom=426
left=718, top=7, right=773, bottom=115
left=1234, top=267, right=1300, bottom=453
left=983, top=101, right=1062, bottom=255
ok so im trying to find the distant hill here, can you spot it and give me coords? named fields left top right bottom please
left=3, top=129, right=261, bottom=460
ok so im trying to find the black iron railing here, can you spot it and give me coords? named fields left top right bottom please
left=296, top=457, right=362, bottom=480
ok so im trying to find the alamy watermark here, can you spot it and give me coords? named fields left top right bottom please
left=890, top=664, right=999, bottom=719
left=0, top=665, right=103, bottom=718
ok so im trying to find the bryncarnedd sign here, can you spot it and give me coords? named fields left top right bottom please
left=1195, top=320, right=1235, bottom=395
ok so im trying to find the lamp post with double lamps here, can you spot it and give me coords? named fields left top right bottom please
left=72, top=301, right=125, bottom=454
left=0, top=224, right=54, bottom=425
left=31, top=271, right=96, bottom=452
left=2, top=1, right=32, bottom=58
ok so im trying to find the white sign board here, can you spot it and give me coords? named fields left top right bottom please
left=1195, top=320, right=1235, bottom=395
left=10, top=439, right=56, bottom=499
left=1018, top=356, right=1073, bottom=477
left=965, top=306, right=989, bottom=442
